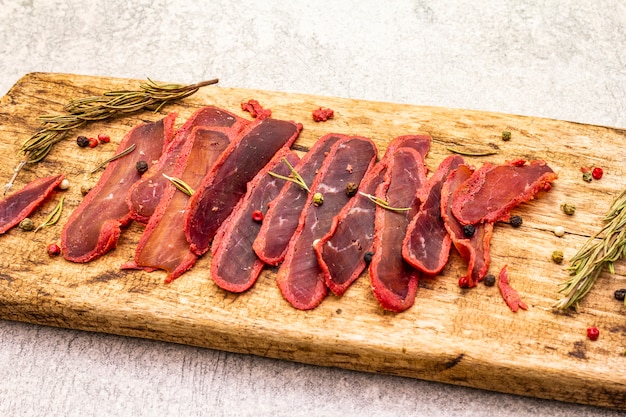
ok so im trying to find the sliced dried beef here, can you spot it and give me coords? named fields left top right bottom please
left=0, top=174, right=64, bottom=234
left=452, top=159, right=557, bottom=225
left=370, top=147, right=426, bottom=313
left=441, top=164, right=493, bottom=287
left=62, top=113, right=176, bottom=263
left=211, top=148, right=300, bottom=292
left=184, top=118, right=302, bottom=256
left=402, top=155, right=464, bottom=275
left=497, top=265, right=528, bottom=312
left=252, top=134, right=341, bottom=266
left=122, top=126, right=234, bottom=282
left=313, top=134, right=430, bottom=296
left=127, top=106, right=248, bottom=224
left=276, top=136, right=377, bottom=310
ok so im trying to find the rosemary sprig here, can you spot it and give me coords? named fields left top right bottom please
left=4, top=78, right=218, bottom=195
left=446, top=146, right=498, bottom=157
left=359, top=192, right=411, bottom=212
left=268, top=158, right=310, bottom=192
left=89, top=144, right=136, bottom=174
left=34, top=196, right=65, bottom=233
left=163, top=174, right=195, bottom=196
left=554, top=189, right=626, bottom=310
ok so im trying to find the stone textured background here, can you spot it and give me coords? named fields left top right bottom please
left=0, top=1, right=624, bottom=416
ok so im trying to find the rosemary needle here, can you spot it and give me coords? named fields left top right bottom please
left=554, top=189, right=626, bottom=310
left=359, top=192, right=411, bottom=212
left=4, top=78, right=218, bottom=195
left=89, top=144, right=136, bottom=174
left=446, top=146, right=498, bottom=157
left=268, top=158, right=310, bottom=192
left=163, top=174, right=195, bottom=196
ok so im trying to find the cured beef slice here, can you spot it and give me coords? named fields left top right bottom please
left=497, top=265, right=528, bottom=312
left=402, top=155, right=464, bottom=275
left=452, top=159, right=557, bottom=225
left=0, top=174, right=64, bottom=234
left=313, top=134, right=430, bottom=296
left=185, top=118, right=302, bottom=256
left=441, top=164, right=493, bottom=287
left=62, top=113, right=176, bottom=262
left=211, top=148, right=300, bottom=292
left=127, top=106, right=248, bottom=224
left=370, top=147, right=426, bottom=313
left=276, top=136, right=377, bottom=310
left=252, top=134, right=340, bottom=265
left=122, top=126, right=233, bottom=282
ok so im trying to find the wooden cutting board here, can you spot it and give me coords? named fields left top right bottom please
left=1, top=73, right=625, bottom=410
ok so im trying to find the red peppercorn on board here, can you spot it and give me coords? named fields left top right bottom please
left=0, top=72, right=625, bottom=409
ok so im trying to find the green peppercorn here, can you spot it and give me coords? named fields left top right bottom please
left=136, top=160, right=149, bottom=174
left=561, top=203, right=576, bottom=215
left=76, top=135, right=90, bottom=147
left=313, top=192, right=324, bottom=206
left=502, top=131, right=511, bottom=141
left=510, top=215, right=523, bottom=227
left=483, top=274, right=496, bottom=287
left=346, top=182, right=358, bottom=197
left=80, top=185, right=91, bottom=196
left=582, top=172, right=593, bottom=182
left=19, top=218, right=34, bottom=231
left=551, top=250, right=564, bottom=264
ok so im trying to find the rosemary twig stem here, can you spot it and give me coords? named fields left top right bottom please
left=554, top=189, right=626, bottom=310
left=4, top=78, right=218, bottom=195
left=268, top=158, right=310, bottom=192
left=359, top=192, right=411, bottom=212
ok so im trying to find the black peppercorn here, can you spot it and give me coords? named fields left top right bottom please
left=136, top=160, right=149, bottom=174
left=463, top=224, right=475, bottom=237
left=76, top=135, right=90, bottom=147
left=614, top=289, right=626, bottom=301
left=363, top=251, right=374, bottom=264
left=510, top=215, right=523, bottom=228
left=483, top=274, right=496, bottom=287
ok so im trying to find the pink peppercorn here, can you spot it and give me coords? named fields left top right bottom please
left=592, top=167, right=603, bottom=180
left=586, top=327, right=600, bottom=341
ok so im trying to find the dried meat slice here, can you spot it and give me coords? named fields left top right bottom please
left=185, top=118, right=302, bottom=256
left=452, top=159, right=557, bottom=225
left=497, top=265, right=528, bottom=312
left=252, top=134, right=341, bottom=266
left=211, top=148, right=300, bottom=292
left=402, top=155, right=464, bottom=275
left=277, top=136, right=377, bottom=310
left=441, top=164, right=493, bottom=287
left=0, top=174, right=64, bottom=234
left=62, top=114, right=176, bottom=262
left=312, top=134, right=429, bottom=296
left=122, top=126, right=234, bottom=282
left=370, top=147, right=426, bottom=313
left=127, top=106, right=248, bottom=224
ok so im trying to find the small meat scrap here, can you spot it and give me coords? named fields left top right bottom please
left=122, top=127, right=233, bottom=282
left=127, top=106, right=248, bottom=224
left=185, top=118, right=302, bottom=256
left=62, top=114, right=176, bottom=263
left=241, top=99, right=272, bottom=120
left=253, top=134, right=341, bottom=265
left=276, top=136, right=377, bottom=310
left=312, top=107, right=334, bottom=122
left=402, top=155, right=464, bottom=275
left=452, top=159, right=557, bottom=225
left=0, top=174, right=64, bottom=234
left=211, top=148, right=300, bottom=293
left=441, top=164, right=493, bottom=287
left=497, top=265, right=528, bottom=312
left=313, top=134, right=429, bottom=296
left=370, top=147, right=426, bottom=313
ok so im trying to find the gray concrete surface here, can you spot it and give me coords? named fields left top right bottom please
left=0, top=1, right=625, bottom=416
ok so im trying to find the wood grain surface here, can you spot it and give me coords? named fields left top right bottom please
left=0, top=73, right=625, bottom=410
